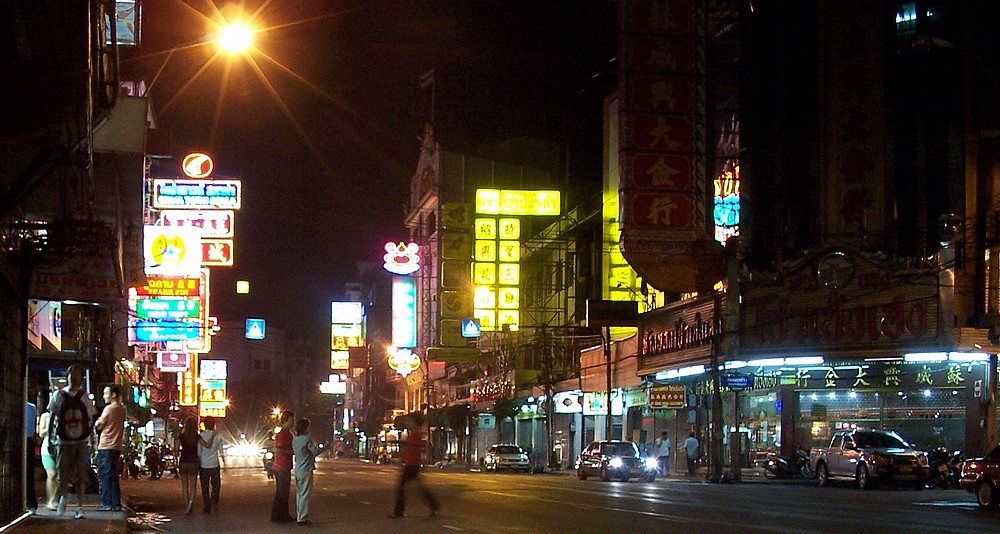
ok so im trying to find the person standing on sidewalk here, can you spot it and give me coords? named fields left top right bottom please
left=684, top=432, right=700, bottom=477
left=656, top=431, right=672, bottom=477
left=198, top=418, right=222, bottom=514
left=37, top=411, right=58, bottom=510
left=391, top=414, right=439, bottom=519
left=292, top=418, right=319, bottom=525
left=94, top=385, right=126, bottom=511
left=270, top=411, right=295, bottom=523
left=47, top=364, right=98, bottom=520
left=25, top=400, right=38, bottom=514
left=177, top=417, right=201, bottom=514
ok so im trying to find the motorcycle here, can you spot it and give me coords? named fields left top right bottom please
left=124, top=450, right=142, bottom=480
left=763, top=448, right=814, bottom=479
left=145, top=444, right=163, bottom=480
left=924, top=447, right=964, bottom=489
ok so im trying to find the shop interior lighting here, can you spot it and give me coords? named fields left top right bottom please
left=948, top=352, right=989, bottom=362
left=724, top=360, right=748, bottom=370
left=810, top=393, right=819, bottom=401
left=848, top=391, right=858, bottom=399
left=655, top=365, right=706, bottom=381
left=903, top=352, right=948, bottom=362
left=923, top=389, right=933, bottom=398
left=828, top=392, right=837, bottom=400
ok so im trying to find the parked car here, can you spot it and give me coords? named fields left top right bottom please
left=576, top=440, right=658, bottom=482
left=810, top=429, right=927, bottom=489
left=959, top=443, right=1000, bottom=509
left=482, top=444, right=530, bottom=473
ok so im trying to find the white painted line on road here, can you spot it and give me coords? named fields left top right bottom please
left=484, top=491, right=689, bottom=523
left=442, top=525, right=463, bottom=531
left=361, top=501, right=371, bottom=505
left=914, top=501, right=978, bottom=508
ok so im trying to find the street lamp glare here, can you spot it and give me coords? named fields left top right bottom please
left=218, top=23, right=253, bottom=54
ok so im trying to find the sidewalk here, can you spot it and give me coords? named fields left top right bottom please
left=5, top=492, right=128, bottom=534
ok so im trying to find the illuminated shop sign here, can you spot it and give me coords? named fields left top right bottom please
left=178, top=354, right=198, bottom=406
left=388, top=347, right=420, bottom=377
left=199, top=380, right=227, bottom=403
left=200, top=359, right=228, bottom=380
left=135, top=298, right=200, bottom=320
left=143, top=226, right=202, bottom=276
left=392, top=277, right=417, bottom=347
left=383, top=242, right=421, bottom=275
left=201, top=239, right=234, bottom=266
left=713, top=163, right=740, bottom=245
left=156, top=352, right=190, bottom=372
left=183, top=269, right=212, bottom=353
left=475, top=189, right=561, bottom=216
left=199, top=402, right=227, bottom=418
left=553, top=390, right=583, bottom=414
left=331, top=302, right=363, bottom=324
left=583, top=389, right=624, bottom=416
left=133, top=321, right=201, bottom=342
left=181, top=152, right=215, bottom=178
left=331, top=351, right=350, bottom=370
left=159, top=210, right=234, bottom=238
left=650, top=385, right=687, bottom=409
left=320, top=373, right=347, bottom=395
left=152, top=179, right=242, bottom=210
left=130, top=276, right=200, bottom=298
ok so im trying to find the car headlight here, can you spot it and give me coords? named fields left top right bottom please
left=264, top=451, right=273, bottom=460
left=609, top=457, right=624, bottom=468
left=645, top=457, right=659, bottom=469
left=520, top=454, right=528, bottom=461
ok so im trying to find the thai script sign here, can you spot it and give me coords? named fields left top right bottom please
left=159, top=210, right=234, bottom=238
left=152, top=179, right=242, bottom=209
left=639, top=297, right=717, bottom=370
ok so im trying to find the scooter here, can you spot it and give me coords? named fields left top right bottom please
left=924, top=447, right=964, bottom=489
left=763, top=448, right=814, bottom=479
left=145, top=444, right=163, bottom=480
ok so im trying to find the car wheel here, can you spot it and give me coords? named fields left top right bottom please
left=600, top=466, right=611, bottom=482
left=817, top=463, right=829, bottom=487
left=976, top=480, right=1000, bottom=509
left=577, top=467, right=588, bottom=481
left=856, top=464, right=872, bottom=490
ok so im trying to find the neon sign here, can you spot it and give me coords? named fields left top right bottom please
left=388, top=347, right=420, bottom=377
left=383, top=242, right=421, bottom=275
left=714, top=163, right=741, bottom=245
left=181, top=152, right=215, bottom=178
left=392, top=277, right=417, bottom=347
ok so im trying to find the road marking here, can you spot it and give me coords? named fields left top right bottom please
left=442, top=525, right=463, bottom=531
left=483, top=491, right=688, bottom=522
left=914, top=501, right=978, bottom=508
left=360, top=500, right=371, bottom=505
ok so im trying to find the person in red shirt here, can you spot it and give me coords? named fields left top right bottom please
left=391, top=413, right=440, bottom=518
left=270, top=411, right=295, bottom=522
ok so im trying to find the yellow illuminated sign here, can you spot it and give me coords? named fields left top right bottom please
left=474, top=263, right=496, bottom=285
left=476, top=189, right=561, bottom=216
left=474, top=309, right=496, bottom=331
left=179, top=354, right=198, bottom=406
left=475, top=240, right=496, bottom=262
left=498, top=310, right=520, bottom=330
left=474, top=218, right=497, bottom=239
left=331, top=350, right=350, bottom=370
left=498, top=218, right=520, bottom=239
left=474, top=286, right=496, bottom=308
left=498, top=287, right=519, bottom=309
left=498, top=241, right=520, bottom=262
left=498, top=264, right=519, bottom=285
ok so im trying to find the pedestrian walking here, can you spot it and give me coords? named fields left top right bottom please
left=391, top=414, right=439, bottom=519
left=292, top=418, right=319, bottom=525
left=37, top=411, right=58, bottom=510
left=684, top=432, right=700, bottom=477
left=94, top=384, right=126, bottom=511
left=198, top=418, right=222, bottom=514
left=656, top=431, right=672, bottom=477
left=270, top=410, right=295, bottom=523
left=47, top=364, right=98, bottom=519
left=177, top=417, right=201, bottom=514
left=25, top=400, right=38, bottom=514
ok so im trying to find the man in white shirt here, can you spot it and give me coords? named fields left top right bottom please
left=684, top=432, right=700, bottom=477
left=656, top=431, right=672, bottom=477
left=198, top=418, right=222, bottom=513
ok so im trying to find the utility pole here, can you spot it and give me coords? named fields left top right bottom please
left=604, top=326, right=612, bottom=440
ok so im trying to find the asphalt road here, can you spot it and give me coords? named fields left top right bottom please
left=121, top=457, right=997, bottom=534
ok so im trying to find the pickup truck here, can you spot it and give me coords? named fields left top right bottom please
left=810, top=429, right=928, bottom=489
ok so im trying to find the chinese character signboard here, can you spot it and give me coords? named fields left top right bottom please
left=649, top=385, right=687, bottom=408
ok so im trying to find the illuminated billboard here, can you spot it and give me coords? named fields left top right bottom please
left=475, top=189, right=561, bottom=216
left=159, top=210, right=234, bottom=238
left=391, top=277, right=417, bottom=347
left=151, top=179, right=242, bottom=210
left=331, top=302, right=363, bottom=324
left=143, top=226, right=202, bottom=276
left=383, top=242, right=421, bottom=275
left=714, top=162, right=740, bottom=245
left=178, top=354, right=198, bottom=406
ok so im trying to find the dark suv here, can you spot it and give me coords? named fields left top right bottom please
left=576, top=440, right=657, bottom=482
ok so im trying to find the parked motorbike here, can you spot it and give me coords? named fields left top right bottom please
left=763, top=448, right=814, bottom=479
left=924, top=447, right=964, bottom=489
left=145, top=444, right=163, bottom=480
left=124, top=450, right=142, bottom=480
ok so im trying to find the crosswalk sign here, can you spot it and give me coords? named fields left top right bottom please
left=245, top=318, right=265, bottom=340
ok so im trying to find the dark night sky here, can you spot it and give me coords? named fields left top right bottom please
left=126, top=1, right=618, bottom=340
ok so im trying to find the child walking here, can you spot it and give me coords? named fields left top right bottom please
left=292, top=418, right=320, bottom=525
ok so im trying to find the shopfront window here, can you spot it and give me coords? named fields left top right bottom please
left=797, top=388, right=965, bottom=450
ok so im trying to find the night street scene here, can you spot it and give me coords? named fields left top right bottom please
left=3, top=1, right=1000, bottom=533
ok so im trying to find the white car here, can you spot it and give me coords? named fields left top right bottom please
left=483, top=444, right=531, bottom=473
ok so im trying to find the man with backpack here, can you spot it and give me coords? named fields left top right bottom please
left=46, top=364, right=97, bottom=519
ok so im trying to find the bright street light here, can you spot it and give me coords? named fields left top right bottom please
left=218, top=23, right=253, bottom=54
